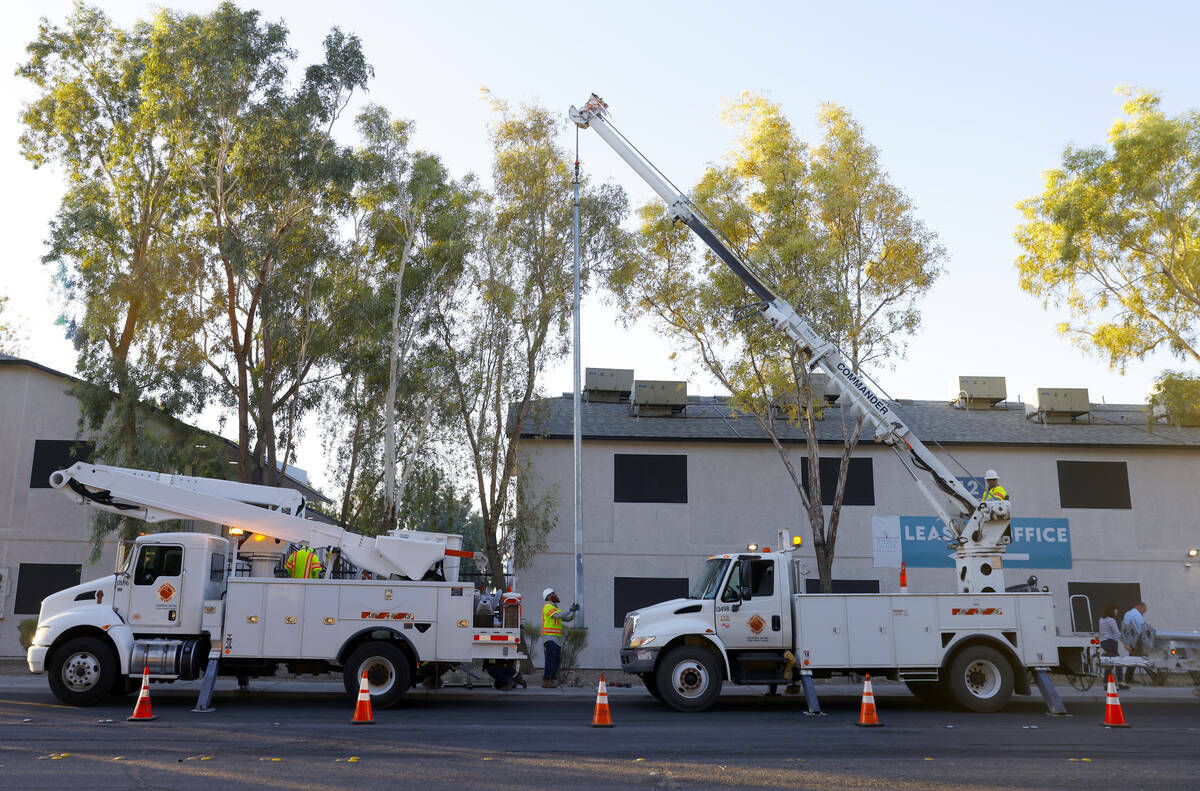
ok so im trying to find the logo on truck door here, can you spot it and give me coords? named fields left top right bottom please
left=747, top=614, right=766, bottom=635
left=157, top=582, right=176, bottom=602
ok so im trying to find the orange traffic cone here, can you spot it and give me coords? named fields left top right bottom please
left=855, top=673, right=882, bottom=727
left=127, top=666, right=156, bottom=722
left=1103, top=673, right=1129, bottom=728
left=591, top=673, right=613, bottom=727
left=899, top=562, right=908, bottom=593
left=351, top=671, right=374, bottom=724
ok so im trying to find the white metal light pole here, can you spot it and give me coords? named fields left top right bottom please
left=571, top=131, right=585, bottom=626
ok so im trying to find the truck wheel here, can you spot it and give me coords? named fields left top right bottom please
left=904, top=680, right=950, bottom=706
left=47, top=636, right=118, bottom=706
left=343, top=642, right=412, bottom=709
left=654, top=646, right=721, bottom=712
left=641, top=672, right=663, bottom=701
left=947, top=645, right=1014, bottom=713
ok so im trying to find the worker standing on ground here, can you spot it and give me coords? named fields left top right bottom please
left=283, top=545, right=323, bottom=579
left=982, top=470, right=1008, bottom=501
left=541, top=588, right=578, bottom=688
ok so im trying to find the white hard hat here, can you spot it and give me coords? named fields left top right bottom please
left=542, top=588, right=555, bottom=600
left=984, top=469, right=999, bottom=480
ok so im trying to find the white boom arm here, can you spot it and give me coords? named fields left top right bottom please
left=571, top=94, right=1011, bottom=592
left=50, top=463, right=485, bottom=582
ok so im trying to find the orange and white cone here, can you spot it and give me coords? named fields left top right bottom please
left=1103, top=673, right=1129, bottom=728
left=127, top=666, right=156, bottom=722
left=855, top=673, right=882, bottom=727
left=591, top=673, right=613, bottom=727
left=899, top=562, right=908, bottom=594
left=351, top=671, right=374, bottom=724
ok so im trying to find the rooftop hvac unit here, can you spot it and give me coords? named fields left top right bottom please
left=770, top=373, right=833, bottom=419
left=1028, top=387, right=1090, bottom=423
left=632, top=380, right=687, bottom=416
left=951, top=376, right=1006, bottom=409
left=584, top=367, right=634, bottom=403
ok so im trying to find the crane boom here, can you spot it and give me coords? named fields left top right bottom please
left=49, top=463, right=484, bottom=581
left=570, top=94, right=1012, bottom=593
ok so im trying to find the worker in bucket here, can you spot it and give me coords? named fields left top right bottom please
left=283, top=544, right=323, bottom=578
left=541, top=588, right=578, bottom=688
left=982, top=470, right=1008, bottom=501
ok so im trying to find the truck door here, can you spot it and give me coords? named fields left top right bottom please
left=717, top=556, right=786, bottom=650
left=127, top=543, right=185, bottom=630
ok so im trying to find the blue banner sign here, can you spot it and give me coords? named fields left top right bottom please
left=899, top=516, right=1072, bottom=569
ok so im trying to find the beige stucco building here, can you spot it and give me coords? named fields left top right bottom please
left=515, top=381, right=1200, bottom=670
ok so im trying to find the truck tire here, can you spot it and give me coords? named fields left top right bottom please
left=654, top=645, right=722, bottom=712
left=946, top=645, right=1014, bottom=713
left=641, top=672, right=663, bottom=701
left=343, top=641, right=412, bottom=709
left=47, top=636, right=118, bottom=706
left=904, top=679, right=950, bottom=706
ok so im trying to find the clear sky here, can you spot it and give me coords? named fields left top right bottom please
left=4, top=1, right=1198, bottom=490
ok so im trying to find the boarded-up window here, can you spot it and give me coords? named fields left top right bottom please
left=614, top=454, right=687, bottom=504
left=800, top=457, right=875, bottom=506
left=1056, top=461, right=1131, bottom=509
left=29, top=439, right=93, bottom=488
left=1067, top=581, right=1142, bottom=633
left=613, top=576, right=689, bottom=628
left=14, top=563, right=82, bottom=614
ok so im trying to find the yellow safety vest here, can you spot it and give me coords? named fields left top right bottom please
left=285, top=547, right=322, bottom=579
left=542, top=601, right=562, bottom=637
left=983, top=485, right=1008, bottom=501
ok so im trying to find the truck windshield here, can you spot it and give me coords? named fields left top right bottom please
left=689, top=559, right=729, bottom=599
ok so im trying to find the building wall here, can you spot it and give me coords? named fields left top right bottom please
left=0, top=365, right=119, bottom=658
left=517, top=437, right=1200, bottom=670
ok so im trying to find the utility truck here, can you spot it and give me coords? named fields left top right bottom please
left=570, top=94, right=1089, bottom=713
left=27, top=464, right=522, bottom=708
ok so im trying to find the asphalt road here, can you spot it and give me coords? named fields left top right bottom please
left=1, top=683, right=1198, bottom=790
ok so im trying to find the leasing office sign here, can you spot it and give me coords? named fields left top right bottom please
left=872, top=515, right=1072, bottom=569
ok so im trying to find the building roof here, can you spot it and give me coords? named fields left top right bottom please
left=0, top=353, right=332, bottom=501
left=515, top=395, right=1200, bottom=449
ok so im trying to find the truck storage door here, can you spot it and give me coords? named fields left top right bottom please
left=127, top=543, right=184, bottom=630
left=716, top=557, right=786, bottom=650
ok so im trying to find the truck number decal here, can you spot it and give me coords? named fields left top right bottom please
left=951, top=607, right=1002, bottom=615
left=361, top=611, right=413, bottom=620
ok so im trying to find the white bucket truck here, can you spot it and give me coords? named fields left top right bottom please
left=571, top=94, right=1089, bottom=713
left=27, top=464, right=522, bottom=708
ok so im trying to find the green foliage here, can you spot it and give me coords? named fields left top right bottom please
left=1149, top=371, right=1200, bottom=427
left=1015, top=88, right=1200, bottom=372
left=0, top=295, right=27, bottom=355
left=437, top=94, right=628, bottom=584
left=607, top=94, right=943, bottom=591
left=18, top=618, right=39, bottom=651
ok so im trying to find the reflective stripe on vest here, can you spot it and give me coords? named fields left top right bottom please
left=983, top=485, right=1007, bottom=501
left=542, top=601, right=562, bottom=637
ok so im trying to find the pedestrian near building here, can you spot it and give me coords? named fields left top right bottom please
left=283, top=545, right=323, bottom=579
left=1097, top=603, right=1128, bottom=690
left=1121, top=601, right=1155, bottom=685
left=982, top=469, right=1008, bottom=501
left=541, top=587, right=578, bottom=688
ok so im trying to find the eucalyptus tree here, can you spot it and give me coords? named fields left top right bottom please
left=1016, top=88, right=1200, bottom=423
left=436, top=95, right=629, bottom=583
left=142, top=2, right=372, bottom=483
left=17, top=4, right=218, bottom=551
left=609, top=95, right=943, bottom=591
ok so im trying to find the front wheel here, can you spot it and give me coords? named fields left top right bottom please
left=343, top=641, right=412, bottom=709
left=947, top=645, right=1014, bottom=713
left=47, top=636, right=119, bottom=706
left=641, top=672, right=663, bottom=701
left=654, top=646, right=722, bottom=712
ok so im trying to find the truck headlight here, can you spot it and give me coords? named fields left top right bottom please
left=33, top=626, right=52, bottom=646
left=629, top=636, right=656, bottom=649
